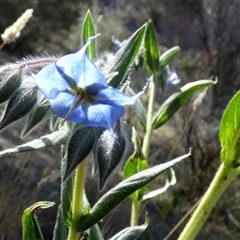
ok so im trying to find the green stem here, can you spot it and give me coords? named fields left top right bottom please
left=130, top=199, right=141, bottom=226
left=130, top=79, right=156, bottom=227
left=142, top=79, right=156, bottom=159
left=67, top=160, right=87, bottom=240
left=178, top=162, right=238, bottom=240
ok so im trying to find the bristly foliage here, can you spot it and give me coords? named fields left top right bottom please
left=63, top=121, right=132, bottom=190
left=0, top=9, right=217, bottom=240
left=0, top=87, right=38, bottom=130
left=93, top=120, right=132, bottom=190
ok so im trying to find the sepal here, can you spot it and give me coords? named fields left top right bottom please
left=63, top=124, right=95, bottom=181
left=0, top=64, right=22, bottom=104
left=22, top=98, right=51, bottom=137
left=93, top=120, right=132, bottom=190
left=0, top=87, right=37, bottom=130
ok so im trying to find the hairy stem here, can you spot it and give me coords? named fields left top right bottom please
left=67, top=160, right=87, bottom=240
left=178, top=163, right=238, bottom=240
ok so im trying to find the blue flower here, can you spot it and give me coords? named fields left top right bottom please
left=112, top=36, right=123, bottom=52
left=165, top=65, right=181, bottom=87
left=147, top=65, right=181, bottom=89
left=30, top=37, right=143, bottom=130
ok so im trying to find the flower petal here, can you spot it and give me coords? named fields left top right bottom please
left=82, top=104, right=124, bottom=130
left=94, top=86, right=145, bottom=106
left=33, top=64, right=68, bottom=99
left=166, top=70, right=181, bottom=87
left=49, top=92, right=86, bottom=122
left=56, top=43, right=107, bottom=88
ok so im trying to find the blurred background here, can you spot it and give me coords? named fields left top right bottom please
left=1, top=0, right=240, bottom=239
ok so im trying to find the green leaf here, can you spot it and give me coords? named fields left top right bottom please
left=22, top=201, right=55, bottom=240
left=22, top=99, right=51, bottom=137
left=158, top=64, right=168, bottom=91
left=124, top=155, right=148, bottom=201
left=0, top=129, right=68, bottom=157
left=77, top=152, right=190, bottom=231
left=160, top=46, right=180, bottom=68
left=152, top=80, right=216, bottom=129
left=93, top=121, right=130, bottom=190
left=158, top=47, right=180, bottom=90
left=49, top=116, right=60, bottom=131
left=52, top=205, right=68, bottom=240
left=82, top=10, right=96, bottom=60
left=124, top=129, right=148, bottom=201
left=60, top=144, right=74, bottom=227
left=0, top=65, right=22, bottom=104
left=61, top=175, right=74, bottom=227
left=220, top=90, right=240, bottom=167
left=108, top=23, right=146, bottom=87
left=0, top=88, right=37, bottom=130
left=144, top=20, right=159, bottom=74
left=109, top=223, right=148, bottom=240
left=63, top=124, right=95, bottom=181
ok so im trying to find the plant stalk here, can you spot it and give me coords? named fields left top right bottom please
left=178, top=162, right=238, bottom=240
left=130, top=199, right=141, bottom=226
left=130, top=78, right=156, bottom=226
left=67, top=160, right=87, bottom=240
left=142, top=79, right=156, bottom=159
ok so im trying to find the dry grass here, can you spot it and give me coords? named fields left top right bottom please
left=0, top=154, right=39, bottom=239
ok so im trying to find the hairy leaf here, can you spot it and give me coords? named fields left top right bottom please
left=77, top=153, right=190, bottom=231
left=0, top=129, right=68, bottom=157
left=61, top=175, right=74, bottom=227
left=22, top=99, right=51, bottom=137
left=108, top=23, right=146, bottom=87
left=93, top=120, right=131, bottom=190
left=0, top=87, right=37, bottom=130
left=52, top=206, right=68, bottom=240
left=0, top=65, right=22, bottom=104
left=63, top=124, right=95, bottom=181
left=60, top=143, right=73, bottom=227
left=152, top=80, right=216, bottom=129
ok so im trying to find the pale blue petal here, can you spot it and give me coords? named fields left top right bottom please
left=80, top=55, right=107, bottom=89
left=56, top=43, right=107, bottom=88
left=81, top=104, right=124, bottom=130
left=166, top=71, right=181, bottom=87
left=94, top=87, right=144, bottom=106
left=33, top=64, right=68, bottom=99
left=49, top=92, right=86, bottom=122
left=112, top=36, right=122, bottom=51
left=56, top=51, right=85, bottom=85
